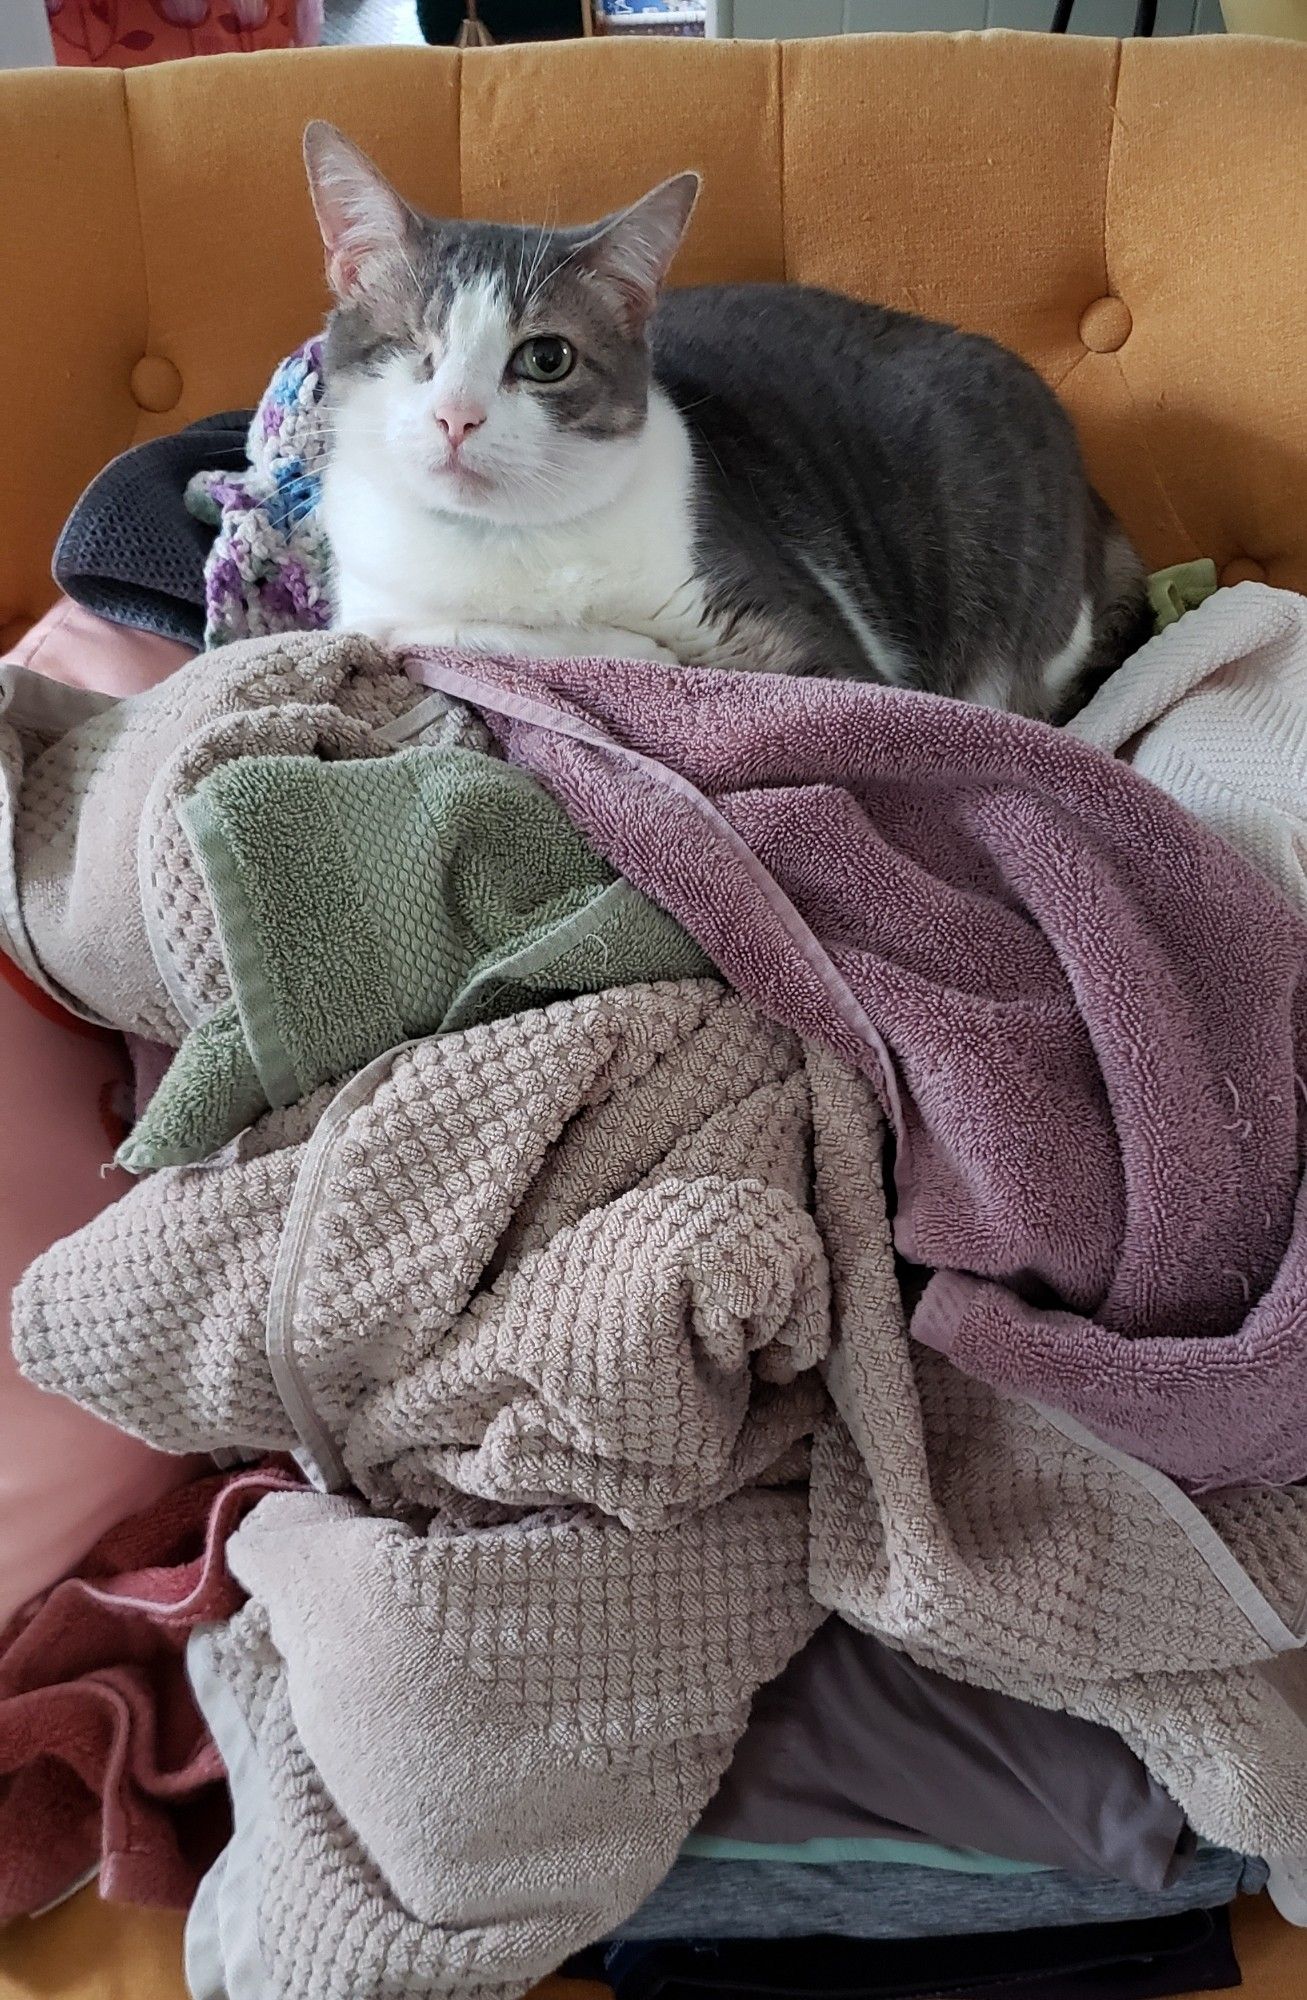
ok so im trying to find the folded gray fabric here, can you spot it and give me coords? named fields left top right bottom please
left=169, top=984, right=829, bottom=2000
left=11, top=625, right=1307, bottom=1999
left=53, top=413, right=251, bottom=648
left=188, top=1486, right=817, bottom=2000
left=0, top=668, right=117, bottom=1007
left=1, top=629, right=487, bottom=1041
left=17, top=981, right=1307, bottom=1991
left=2, top=627, right=701, bottom=1191
left=16, top=981, right=825, bottom=1487
left=698, top=1617, right=1192, bottom=1890
left=188, top=1582, right=1257, bottom=1980
left=121, top=743, right=706, bottom=1172
left=611, top=1849, right=1265, bottom=1944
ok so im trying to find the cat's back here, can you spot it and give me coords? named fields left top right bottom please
left=648, top=281, right=1138, bottom=711
left=654, top=281, right=951, bottom=376
left=651, top=281, right=1072, bottom=471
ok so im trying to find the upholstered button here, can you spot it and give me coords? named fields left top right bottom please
left=130, top=356, right=183, bottom=414
left=1220, top=557, right=1266, bottom=587
left=1078, top=297, right=1133, bottom=354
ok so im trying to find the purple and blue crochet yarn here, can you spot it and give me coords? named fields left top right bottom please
left=185, top=338, right=333, bottom=649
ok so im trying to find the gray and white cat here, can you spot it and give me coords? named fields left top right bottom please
left=306, top=122, right=1147, bottom=717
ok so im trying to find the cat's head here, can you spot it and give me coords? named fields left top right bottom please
left=303, top=122, right=699, bottom=528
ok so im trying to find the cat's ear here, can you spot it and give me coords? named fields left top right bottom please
left=580, top=172, right=701, bottom=332
left=303, top=122, right=421, bottom=318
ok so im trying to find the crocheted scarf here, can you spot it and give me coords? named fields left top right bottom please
left=185, top=339, right=332, bottom=649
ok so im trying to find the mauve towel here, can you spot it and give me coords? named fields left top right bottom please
left=0, top=1458, right=300, bottom=1921
left=406, top=646, right=1307, bottom=1491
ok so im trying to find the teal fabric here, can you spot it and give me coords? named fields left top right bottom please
left=121, top=745, right=708, bottom=1172
left=681, top=1833, right=1046, bottom=1874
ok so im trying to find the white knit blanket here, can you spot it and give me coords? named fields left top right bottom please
left=1069, top=581, right=1307, bottom=916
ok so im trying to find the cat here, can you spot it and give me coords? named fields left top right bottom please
left=305, top=121, right=1148, bottom=718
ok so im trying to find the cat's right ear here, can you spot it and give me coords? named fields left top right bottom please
left=579, top=172, right=701, bottom=334
left=303, top=122, right=420, bottom=319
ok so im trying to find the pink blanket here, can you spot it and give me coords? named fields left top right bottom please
left=0, top=1459, right=300, bottom=1921
left=407, top=648, right=1307, bottom=1493
left=0, top=597, right=198, bottom=1629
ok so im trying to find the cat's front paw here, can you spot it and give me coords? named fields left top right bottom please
left=386, top=624, right=468, bottom=656
left=334, top=614, right=411, bottom=653
left=382, top=622, right=567, bottom=660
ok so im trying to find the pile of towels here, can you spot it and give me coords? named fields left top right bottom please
left=4, top=370, right=1307, bottom=2000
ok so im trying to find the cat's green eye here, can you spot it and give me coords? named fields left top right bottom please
left=510, top=336, right=576, bottom=385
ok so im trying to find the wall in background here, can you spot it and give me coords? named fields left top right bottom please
left=717, top=0, right=1225, bottom=31
left=0, top=0, right=56, bottom=66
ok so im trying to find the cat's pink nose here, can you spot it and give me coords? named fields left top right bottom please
left=435, top=404, right=486, bottom=450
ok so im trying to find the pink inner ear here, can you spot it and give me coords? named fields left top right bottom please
left=585, top=251, right=659, bottom=335
left=306, top=130, right=415, bottom=308
left=328, top=250, right=362, bottom=297
left=612, top=282, right=654, bottom=337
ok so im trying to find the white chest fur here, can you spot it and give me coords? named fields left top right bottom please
left=323, top=387, right=720, bottom=667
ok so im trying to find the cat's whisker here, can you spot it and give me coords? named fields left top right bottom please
left=519, top=192, right=559, bottom=312
left=299, top=422, right=391, bottom=443
left=525, top=232, right=590, bottom=315
left=520, top=231, right=549, bottom=314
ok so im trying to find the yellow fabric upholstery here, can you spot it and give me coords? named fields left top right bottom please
left=1, top=28, right=1307, bottom=2000
left=0, top=1894, right=184, bottom=2000
left=0, top=1889, right=609, bottom=2000
left=1, top=32, right=1305, bottom=654
left=0, top=1884, right=1304, bottom=2000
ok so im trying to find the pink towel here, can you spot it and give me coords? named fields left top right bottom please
left=0, top=598, right=198, bottom=1628
left=407, top=647, right=1307, bottom=1493
left=2, top=596, right=191, bottom=696
left=0, top=1459, right=301, bottom=1921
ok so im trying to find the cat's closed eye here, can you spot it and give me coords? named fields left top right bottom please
left=510, top=336, right=575, bottom=385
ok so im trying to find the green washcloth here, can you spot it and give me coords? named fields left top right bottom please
left=121, top=746, right=709, bottom=1173
left=1148, top=559, right=1219, bottom=632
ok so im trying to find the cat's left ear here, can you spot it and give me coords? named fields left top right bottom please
left=580, top=172, right=701, bottom=332
left=303, top=121, right=422, bottom=322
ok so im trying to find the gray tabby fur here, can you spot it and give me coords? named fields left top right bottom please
left=654, top=286, right=1149, bottom=714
